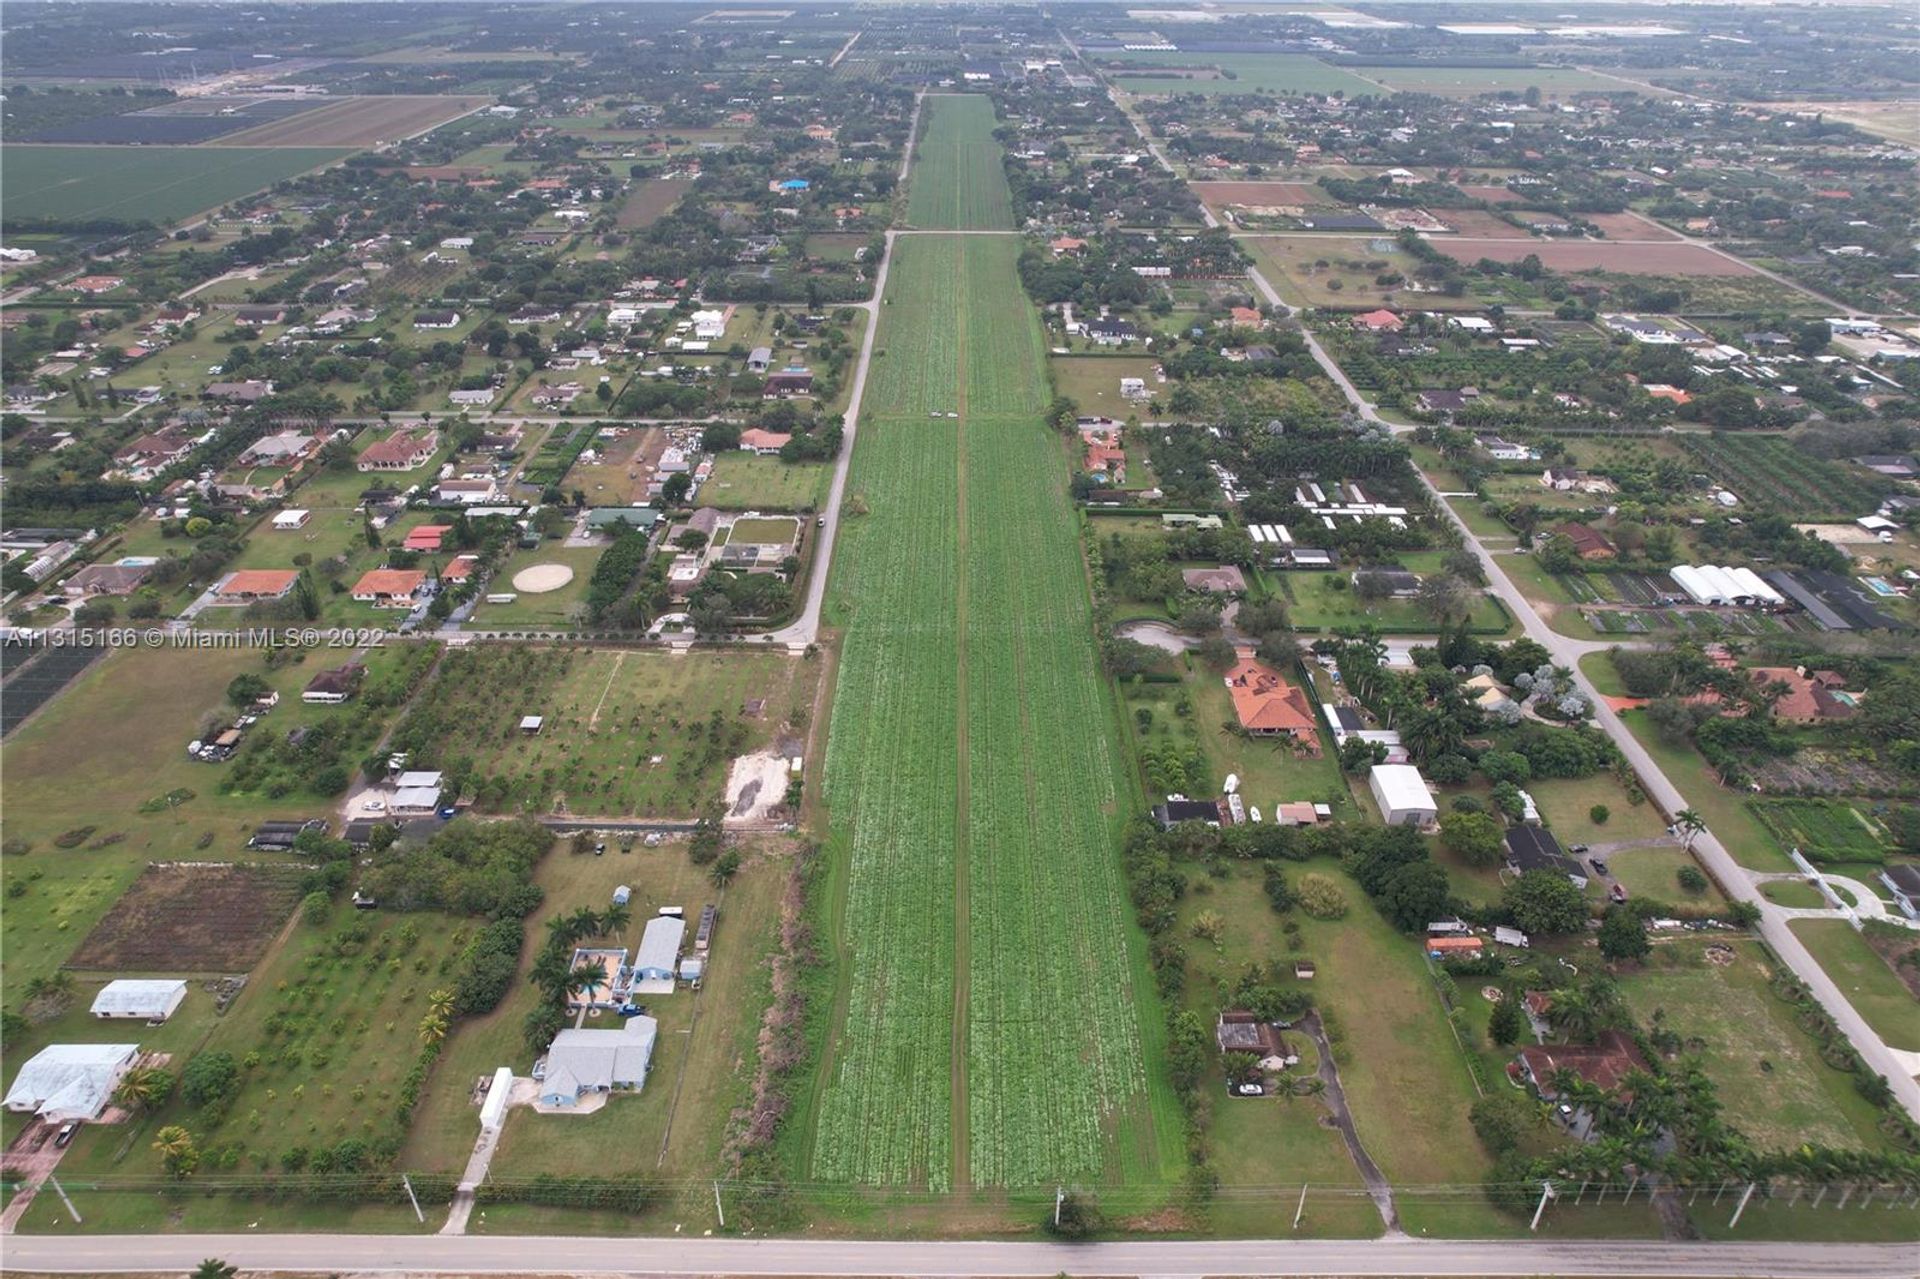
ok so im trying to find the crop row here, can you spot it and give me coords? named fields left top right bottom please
left=1680, top=435, right=1886, bottom=518
left=906, top=95, right=1016, bottom=231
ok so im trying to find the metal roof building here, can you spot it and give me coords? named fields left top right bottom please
left=3, top=1043, right=140, bottom=1122
left=90, top=979, right=187, bottom=1022
left=634, top=915, right=686, bottom=982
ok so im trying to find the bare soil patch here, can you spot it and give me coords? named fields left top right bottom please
left=1584, top=210, right=1681, bottom=240
left=617, top=178, right=692, bottom=229
left=68, top=862, right=306, bottom=972
left=1432, top=208, right=1533, bottom=239
left=1193, top=180, right=1330, bottom=210
left=212, top=95, right=487, bottom=147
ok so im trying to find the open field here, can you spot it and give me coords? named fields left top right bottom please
left=699, top=451, right=831, bottom=511
left=905, top=95, right=1015, bottom=231
left=2, top=145, right=350, bottom=225
left=1788, top=920, right=1920, bottom=1052
left=68, top=863, right=306, bottom=973
left=1432, top=238, right=1757, bottom=276
left=1049, top=355, right=1163, bottom=417
left=1763, top=99, right=1920, bottom=147
left=389, top=646, right=815, bottom=818
left=1358, top=65, right=1649, bottom=97
left=210, top=95, right=487, bottom=147
left=617, top=178, right=693, bottom=229
left=1617, top=940, right=1892, bottom=1151
left=1109, top=52, right=1382, bottom=98
left=1242, top=235, right=1483, bottom=311
left=1584, top=210, right=1681, bottom=240
left=1191, top=180, right=1330, bottom=219
left=806, top=225, right=1176, bottom=1192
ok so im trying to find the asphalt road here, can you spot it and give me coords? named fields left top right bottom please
left=6, top=1234, right=1918, bottom=1276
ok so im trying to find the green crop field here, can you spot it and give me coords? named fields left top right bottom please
left=807, top=231, right=1175, bottom=1187
left=1359, top=65, right=1647, bottom=98
left=1750, top=798, right=1891, bottom=866
left=2, top=145, right=351, bottom=226
left=1108, top=52, right=1383, bottom=98
left=1678, top=435, right=1889, bottom=520
left=904, top=95, right=1015, bottom=231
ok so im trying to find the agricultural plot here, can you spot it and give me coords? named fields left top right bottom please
left=1242, top=235, right=1484, bottom=311
left=1357, top=65, right=1647, bottom=98
left=210, top=95, right=488, bottom=147
left=811, top=221, right=1171, bottom=1188
left=1679, top=435, right=1888, bottom=520
left=1430, top=238, right=1756, bottom=277
left=905, top=95, right=1015, bottom=231
left=1107, top=52, right=1383, bottom=98
left=388, top=646, right=813, bottom=818
left=1750, top=799, right=1891, bottom=866
left=23, top=98, right=329, bottom=145
left=2, top=145, right=350, bottom=226
left=616, top=178, right=693, bottom=229
left=66, top=862, right=307, bottom=972
left=699, top=452, right=830, bottom=511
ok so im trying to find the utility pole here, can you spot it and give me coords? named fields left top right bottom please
left=1529, top=1181, right=1556, bottom=1232
left=713, top=1179, right=725, bottom=1228
left=402, top=1173, right=424, bottom=1223
left=1293, top=1183, right=1308, bottom=1230
left=1054, top=1185, right=1064, bottom=1230
left=1728, top=1181, right=1757, bottom=1230
left=47, top=1177, right=82, bottom=1224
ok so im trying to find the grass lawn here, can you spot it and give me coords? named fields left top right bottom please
left=2, top=145, right=350, bottom=225
left=1110, top=53, right=1381, bottom=98
left=1762, top=880, right=1826, bottom=908
left=1271, top=569, right=1508, bottom=635
left=1612, top=707, right=1797, bottom=873
left=467, top=544, right=603, bottom=629
left=1789, top=920, right=1920, bottom=1051
left=1617, top=939, right=1892, bottom=1151
left=1049, top=355, right=1163, bottom=418
left=1529, top=775, right=1666, bottom=847
left=699, top=452, right=830, bottom=512
left=1242, top=236, right=1483, bottom=313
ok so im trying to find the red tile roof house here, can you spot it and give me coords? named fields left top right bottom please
left=738, top=428, right=792, bottom=456
left=72, top=275, right=125, bottom=294
left=1354, top=308, right=1403, bottom=333
left=1228, top=305, right=1264, bottom=328
left=1084, top=440, right=1127, bottom=484
left=1223, top=650, right=1321, bottom=753
left=441, top=554, right=479, bottom=583
left=1554, top=521, right=1617, bottom=561
left=112, top=429, right=196, bottom=478
left=215, top=569, right=300, bottom=602
left=1512, top=1029, right=1651, bottom=1140
left=357, top=428, right=440, bottom=472
left=404, top=525, right=452, bottom=553
left=351, top=568, right=427, bottom=607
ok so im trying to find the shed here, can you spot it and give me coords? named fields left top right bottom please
left=90, top=979, right=187, bottom=1022
left=1368, top=764, right=1437, bottom=828
left=519, top=715, right=544, bottom=734
left=634, top=915, right=686, bottom=983
left=479, top=1064, right=514, bottom=1130
left=612, top=885, right=632, bottom=906
left=272, top=509, right=311, bottom=531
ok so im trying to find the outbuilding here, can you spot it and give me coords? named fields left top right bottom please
left=634, top=915, right=686, bottom=984
left=90, top=979, right=187, bottom=1022
left=1368, top=764, right=1437, bottom=829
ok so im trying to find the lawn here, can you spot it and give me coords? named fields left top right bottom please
left=1270, top=568, right=1509, bottom=634
left=1616, top=940, right=1893, bottom=1152
left=1611, top=707, right=1798, bottom=874
left=1244, top=235, right=1484, bottom=313
left=698, top=452, right=830, bottom=512
left=466, top=543, right=603, bottom=629
left=1109, top=53, right=1383, bottom=99
left=1788, top=920, right=1920, bottom=1051
left=1049, top=354, right=1164, bottom=418
left=1361, top=65, right=1646, bottom=98
left=905, top=95, right=1015, bottom=232
left=3, top=146, right=351, bottom=225
left=386, top=646, right=818, bottom=818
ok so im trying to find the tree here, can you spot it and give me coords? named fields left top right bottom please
left=153, top=1125, right=200, bottom=1178
left=1044, top=1189, right=1103, bottom=1239
left=1597, top=907, right=1650, bottom=963
left=180, top=1051, right=240, bottom=1109
left=1488, top=993, right=1523, bottom=1047
left=1676, top=865, right=1708, bottom=894
left=1439, top=811, right=1505, bottom=869
left=1589, top=804, right=1610, bottom=825
left=225, top=673, right=271, bottom=708
left=1470, top=1089, right=1534, bottom=1154
left=1503, top=869, right=1588, bottom=936
left=1536, top=534, right=1580, bottom=576
left=193, top=1262, right=239, bottom=1279
left=1296, top=873, right=1349, bottom=920
left=112, top=1066, right=174, bottom=1114
left=1377, top=860, right=1451, bottom=932
left=1674, top=809, right=1706, bottom=852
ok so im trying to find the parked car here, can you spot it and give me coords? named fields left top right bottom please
left=1570, top=844, right=1590, bottom=854
left=1609, top=883, right=1629, bottom=903
left=53, top=1123, right=77, bottom=1148
left=1588, top=857, right=1610, bottom=875
left=1232, top=1082, right=1264, bottom=1097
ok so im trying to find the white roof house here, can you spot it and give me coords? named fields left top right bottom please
left=537, top=1015, right=658, bottom=1106
left=90, top=979, right=187, bottom=1022
left=395, top=770, right=443, bottom=789
left=392, top=786, right=441, bottom=814
left=1368, top=764, right=1437, bottom=829
left=272, top=509, right=311, bottom=531
left=3, top=1043, right=140, bottom=1122
left=634, top=915, right=686, bottom=982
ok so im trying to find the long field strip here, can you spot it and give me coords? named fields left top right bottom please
left=814, top=227, right=1172, bottom=1187
left=2, top=145, right=350, bottom=225
left=905, top=95, right=1016, bottom=231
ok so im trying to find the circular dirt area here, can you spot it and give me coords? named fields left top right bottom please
left=1481, top=985, right=1505, bottom=1003
left=512, top=564, right=575, bottom=594
left=1705, top=944, right=1735, bottom=966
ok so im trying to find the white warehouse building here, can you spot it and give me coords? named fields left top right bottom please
left=1670, top=564, right=1783, bottom=609
left=1368, top=764, right=1438, bottom=829
left=1669, top=564, right=1722, bottom=606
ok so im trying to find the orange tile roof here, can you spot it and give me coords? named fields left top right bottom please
left=217, top=569, right=299, bottom=597
left=352, top=568, right=425, bottom=597
left=404, top=524, right=451, bottom=550
left=1224, top=651, right=1318, bottom=737
left=441, top=555, right=478, bottom=581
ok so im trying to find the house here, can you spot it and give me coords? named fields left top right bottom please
left=449, top=387, right=496, bottom=408
left=1881, top=864, right=1920, bottom=921
left=738, top=428, right=791, bottom=455
left=272, top=509, right=312, bottom=532
left=1542, top=467, right=1586, bottom=491
left=1853, top=454, right=1919, bottom=479
left=63, top=563, right=150, bottom=597
left=1050, top=236, right=1088, bottom=257
left=1354, top=309, right=1403, bottom=333
left=537, top=1015, right=658, bottom=1107
left=3, top=1043, right=140, bottom=1122
left=1479, top=437, right=1537, bottom=462
left=1427, top=935, right=1484, bottom=958
left=1215, top=1012, right=1294, bottom=1070
left=1223, top=651, right=1320, bottom=752
left=1465, top=672, right=1516, bottom=714
left=1182, top=566, right=1248, bottom=595
left=404, top=525, right=452, bottom=552
left=1152, top=797, right=1224, bottom=829
left=241, top=431, right=316, bottom=466
left=747, top=347, right=773, bottom=374
left=1505, top=826, right=1588, bottom=889
left=90, top=980, right=187, bottom=1022
left=1086, top=317, right=1137, bottom=346
left=1415, top=388, right=1478, bottom=416
left=763, top=368, right=814, bottom=398
left=1514, top=1029, right=1651, bottom=1140
left=1368, top=765, right=1437, bottom=829
left=233, top=305, right=287, bottom=326
left=436, top=478, right=498, bottom=505
left=1353, top=568, right=1421, bottom=598
left=1085, top=438, right=1127, bottom=481
left=691, top=309, right=728, bottom=340
left=1228, top=306, right=1263, bottom=328
left=302, top=663, right=363, bottom=704
left=635, top=915, right=686, bottom=983
left=215, top=569, right=299, bottom=602
left=358, top=428, right=439, bottom=471
left=442, top=554, right=478, bottom=583
left=113, top=429, right=196, bottom=477
left=1745, top=666, right=1856, bottom=724
left=1554, top=522, right=1617, bottom=561
left=412, top=310, right=461, bottom=329
left=351, top=568, right=426, bottom=607
left=205, top=380, right=276, bottom=403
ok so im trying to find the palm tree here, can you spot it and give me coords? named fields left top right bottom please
left=599, top=903, right=632, bottom=937
left=568, top=963, right=607, bottom=1027
left=418, top=1012, right=449, bottom=1045
left=1675, top=808, right=1706, bottom=852
left=193, top=1261, right=238, bottom=1279
left=427, top=989, right=456, bottom=1022
left=113, top=1065, right=173, bottom=1115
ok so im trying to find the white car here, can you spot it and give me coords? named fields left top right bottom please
left=363, top=799, right=386, bottom=814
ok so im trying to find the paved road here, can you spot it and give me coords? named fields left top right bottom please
left=768, top=92, right=923, bottom=650
left=6, top=1234, right=1917, bottom=1276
